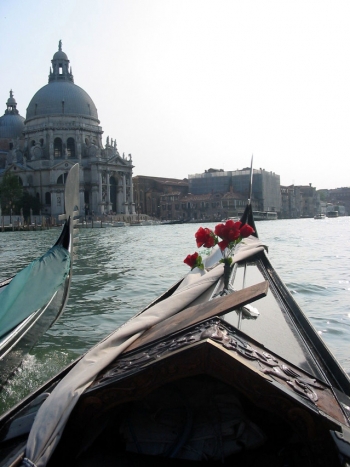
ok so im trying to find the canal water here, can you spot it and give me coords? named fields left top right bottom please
left=0, top=217, right=349, bottom=414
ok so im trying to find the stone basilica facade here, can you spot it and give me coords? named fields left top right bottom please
left=0, top=41, right=135, bottom=217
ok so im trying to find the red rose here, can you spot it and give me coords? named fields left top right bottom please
left=195, top=227, right=215, bottom=248
left=227, top=227, right=241, bottom=242
left=218, top=239, right=229, bottom=251
left=240, top=224, right=254, bottom=238
left=184, top=252, right=203, bottom=270
left=184, top=252, right=199, bottom=268
left=214, top=223, right=225, bottom=238
left=226, top=219, right=242, bottom=230
left=215, top=220, right=241, bottom=242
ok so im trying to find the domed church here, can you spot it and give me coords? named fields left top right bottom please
left=0, top=41, right=135, bottom=217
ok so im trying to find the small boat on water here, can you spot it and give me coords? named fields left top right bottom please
left=252, top=211, right=278, bottom=220
left=314, top=213, right=326, bottom=220
left=100, top=221, right=130, bottom=228
left=222, top=216, right=240, bottom=222
left=112, top=221, right=130, bottom=227
left=0, top=164, right=79, bottom=389
left=130, top=220, right=160, bottom=226
left=0, top=165, right=349, bottom=466
left=327, top=211, right=339, bottom=218
left=160, top=220, right=184, bottom=225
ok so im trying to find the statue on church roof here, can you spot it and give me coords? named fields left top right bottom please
left=59, top=40, right=62, bottom=51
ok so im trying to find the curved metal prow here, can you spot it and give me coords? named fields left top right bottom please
left=58, top=164, right=80, bottom=258
left=54, top=164, right=80, bottom=322
left=240, top=156, right=258, bottom=238
left=238, top=156, right=257, bottom=330
left=248, top=155, right=253, bottom=206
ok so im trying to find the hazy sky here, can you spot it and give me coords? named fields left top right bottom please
left=1, top=0, right=349, bottom=189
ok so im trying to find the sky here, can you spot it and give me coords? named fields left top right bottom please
left=1, top=0, right=350, bottom=190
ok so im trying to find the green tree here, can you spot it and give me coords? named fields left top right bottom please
left=0, top=172, right=23, bottom=214
left=21, top=191, right=42, bottom=217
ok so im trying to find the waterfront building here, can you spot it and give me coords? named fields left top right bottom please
left=188, top=167, right=281, bottom=213
left=280, top=184, right=323, bottom=218
left=135, top=173, right=259, bottom=221
left=296, top=184, right=319, bottom=218
left=133, top=175, right=188, bottom=219
left=159, top=190, right=254, bottom=222
left=318, top=187, right=350, bottom=216
left=280, top=185, right=300, bottom=219
left=0, top=91, right=25, bottom=165
left=0, top=42, right=135, bottom=218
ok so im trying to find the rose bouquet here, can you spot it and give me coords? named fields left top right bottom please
left=184, top=219, right=255, bottom=287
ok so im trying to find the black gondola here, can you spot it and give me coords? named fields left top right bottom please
left=0, top=164, right=350, bottom=467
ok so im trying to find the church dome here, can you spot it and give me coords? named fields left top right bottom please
left=26, top=81, right=99, bottom=120
left=0, top=90, right=25, bottom=139
left=26, top=41, right=99, bottom=122
left=53, top=50, right=68, bottom=61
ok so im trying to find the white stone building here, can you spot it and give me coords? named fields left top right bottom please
left=0, top=41, right=135, bottom=218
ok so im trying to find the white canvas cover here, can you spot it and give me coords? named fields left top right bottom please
left=23, top=237, right=266, bottom=467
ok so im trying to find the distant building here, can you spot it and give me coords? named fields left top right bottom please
left=297, top=185, right=319, bottom=218
left=280, top=185, right=299, bottom=219
left=280, top=184, right=321, bottom=218
left=188, top=167, right=281, bottom=213
left=133, top=175, right=188, bottom=218
left=0, top=91, right=25, bottom=160
left=318, top=187, right=350, bottom=216
left=159, top=190, right=255, bottom=222
left=0, top=42, right=135, bottom=217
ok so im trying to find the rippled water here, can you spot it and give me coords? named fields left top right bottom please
left=1, top=217, right=350, bottom=413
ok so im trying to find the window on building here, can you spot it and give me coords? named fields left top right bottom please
left=54, top=138, right=63, bottom=158
left=57, top=173, right=68, bottom=184
left=84, top=190, right=89, bottom=205
left=67, top=138, right=75, bottom=158
left=45, top=192, right=51, bottom=205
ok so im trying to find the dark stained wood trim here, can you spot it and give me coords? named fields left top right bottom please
left=125, top=280, right=268, bottom=352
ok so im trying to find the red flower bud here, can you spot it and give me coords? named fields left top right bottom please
left=240, top=224, right=255, bottom=238
left=195, top=227, right=215, bottom=248
left=218, top=239, right=229, bottom=251
left=184, top=252, right=199, bottom=268
left=215, top=220, right=241, bottom=242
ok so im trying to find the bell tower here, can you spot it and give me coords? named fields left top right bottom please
left=49, top=40, right=74, bottom=83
